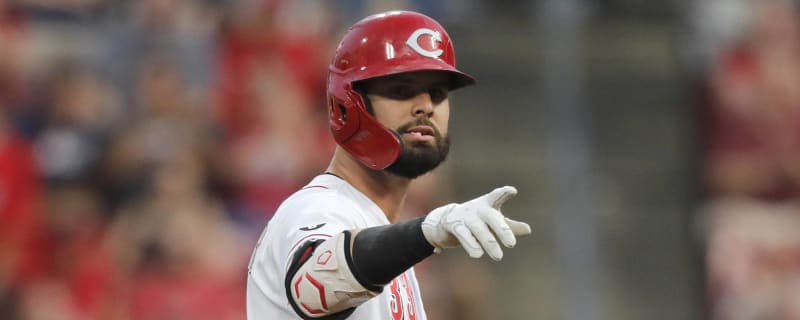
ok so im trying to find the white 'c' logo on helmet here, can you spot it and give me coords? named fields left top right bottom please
left=406, top=28, right=443, bottom=59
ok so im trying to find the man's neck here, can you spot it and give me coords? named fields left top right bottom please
left=326, top=148, right=410, bottom=222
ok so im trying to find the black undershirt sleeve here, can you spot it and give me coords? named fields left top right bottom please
left=350, top=217, right=435, bottom=287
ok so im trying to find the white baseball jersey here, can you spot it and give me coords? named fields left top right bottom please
left=247, top=174, right=427, bottom=320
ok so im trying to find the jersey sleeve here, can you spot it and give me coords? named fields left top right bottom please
left=275, top=191, right=379, bottom=318
left=275, top=190, right=363, bottom=272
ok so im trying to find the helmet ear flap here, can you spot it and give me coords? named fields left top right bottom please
left=329, top=97, right=346, bottom=130
left=328, top=85, right=363, bottom=143
left=327, top=83, right=402, bottom=170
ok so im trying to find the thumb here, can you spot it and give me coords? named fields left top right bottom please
left=505, top=218, right=531, bottom=237
left=481, top=186, right=518, bottom=209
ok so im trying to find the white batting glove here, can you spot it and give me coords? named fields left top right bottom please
left=421, top=186, right=531, bottom=261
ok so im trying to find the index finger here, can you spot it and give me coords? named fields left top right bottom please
left=481, top=186, right=517, bottom=209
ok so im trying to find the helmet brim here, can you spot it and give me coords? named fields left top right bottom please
left=343, top=58, right=476, bottom=91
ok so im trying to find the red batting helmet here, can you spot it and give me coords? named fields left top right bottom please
left=327, top=10, right=475, bottom=170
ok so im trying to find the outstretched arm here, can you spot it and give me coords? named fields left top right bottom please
left=286, top=186, right=531, bottom=318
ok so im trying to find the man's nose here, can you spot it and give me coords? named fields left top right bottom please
left=411, top=92, right=434, bottom=117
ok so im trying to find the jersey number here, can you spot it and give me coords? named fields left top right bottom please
left=389, top=273, right=417, bottom=320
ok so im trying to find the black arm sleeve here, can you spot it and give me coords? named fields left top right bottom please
left=350, top=217, right=435, bottom=287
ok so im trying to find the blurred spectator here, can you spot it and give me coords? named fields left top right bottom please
left=0, top=0, right=26, bottom=103
left=699, top=0, right=800, bottom=318
left=704, top=0, right=800, bottom=201
left=214, top=0, right=335, bottom=228
left=214, top=0, right=331, bottom=139
left=33, top=62, right=120, bottom=186
left=103, top=0, right=222, bottom=108
left=16, top=185, right=124, bottom=320
left=0, top=111, right=46, bottom=319
left=222, top=56, right=334, bottom=231
left=0, top=0, right=35, bottom=132
left=112, top=148, right=247, bottom=320
left=98, top=56, right=219, bottom=210
left=0, top=3, right=45, bottom=308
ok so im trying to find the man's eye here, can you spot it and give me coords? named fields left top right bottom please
left=386, top=85, right=418, bottom=100
left=429, top=88, right=448, bottom=103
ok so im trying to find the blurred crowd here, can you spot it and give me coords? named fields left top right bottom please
left=0, top=0, right=341, bottom=319
left=696, top=0, right=800, bottom=318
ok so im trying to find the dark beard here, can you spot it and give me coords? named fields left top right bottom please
left=385, top=121, right=450, bottom=179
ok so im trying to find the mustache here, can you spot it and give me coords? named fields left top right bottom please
left=395, top=119, right=442, bottom=136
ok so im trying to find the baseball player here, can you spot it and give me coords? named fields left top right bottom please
left=246, top=10, right=531, bottom=320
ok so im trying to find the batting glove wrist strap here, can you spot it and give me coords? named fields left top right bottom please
left=421, top=186, right=532, bottom=261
